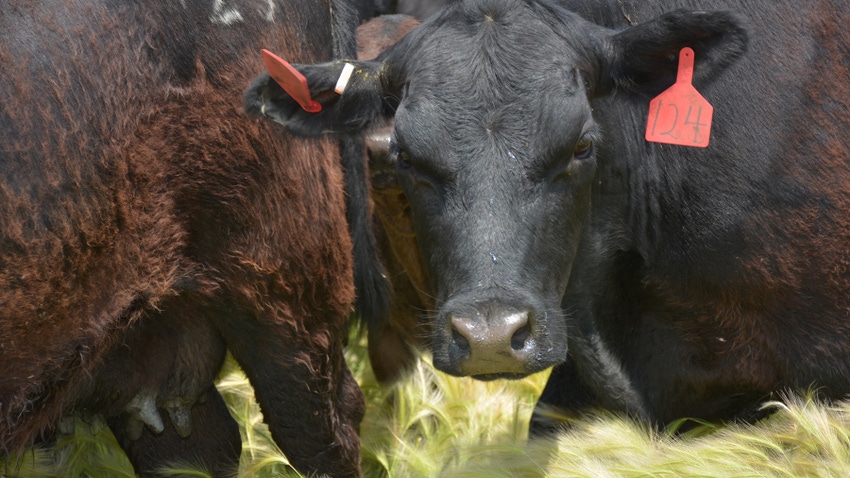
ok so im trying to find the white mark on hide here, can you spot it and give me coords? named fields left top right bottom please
left=264, top=0, right=276, bottom=22
left=211, top=0, right=244, bottom=25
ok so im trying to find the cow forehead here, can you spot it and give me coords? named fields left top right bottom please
left=395, top=3, right=592, bottom=93
left=393, top=84, right=593, bottom=176
left=393, top=60, right=592, bottom=168
left=387, top=0, right=599, bottom=151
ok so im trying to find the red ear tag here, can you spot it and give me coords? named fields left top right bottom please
left=261, top=49, right=322, bottom=113
left=645, top=47, right=713, bottom=148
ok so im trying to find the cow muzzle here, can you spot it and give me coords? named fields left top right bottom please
left=437, top=296, right=543, bottom=379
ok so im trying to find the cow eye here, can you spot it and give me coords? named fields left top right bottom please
left=574, top=138, right=593, bottom=159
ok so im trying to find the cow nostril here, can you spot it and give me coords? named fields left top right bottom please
left=510, top=324, right=531, bottom=351
left=452, top=327, right=470, bottom=353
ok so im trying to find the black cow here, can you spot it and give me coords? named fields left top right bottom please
left=0, top=0, right=385, bottom=476
left=396, top=0, right=452, bottom=21
left=245, top=0, right=850, bottom=432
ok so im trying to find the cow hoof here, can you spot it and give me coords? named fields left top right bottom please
left=165, top=402, right=192, bottom=438
left=125, top=392, right=164, bottom=436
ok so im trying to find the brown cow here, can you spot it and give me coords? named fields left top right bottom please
left=0, top=0, right=380, bottom=476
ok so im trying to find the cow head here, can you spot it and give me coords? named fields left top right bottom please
left=245, top=0, right=747, bottom=379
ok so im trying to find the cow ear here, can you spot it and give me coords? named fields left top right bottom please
left=605, top=10, right=748, bottom=95
left=244, top=60, right=391, bottom=136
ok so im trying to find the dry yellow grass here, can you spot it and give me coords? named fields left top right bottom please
left=4, top=335, right=850, bottom=477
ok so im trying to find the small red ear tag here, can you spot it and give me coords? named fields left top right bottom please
left=645, top=47, right=713, bottom=148
left=261, top=49, right=322, bottom=113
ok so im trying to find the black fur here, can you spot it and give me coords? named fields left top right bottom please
left=248, top=0, right=850, bottom=437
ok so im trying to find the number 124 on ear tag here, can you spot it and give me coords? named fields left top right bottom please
left=645, top=47, right=713, bottom=148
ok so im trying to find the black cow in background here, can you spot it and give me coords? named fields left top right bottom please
left=246, top=0, right=850, bottom=434
left=395, top=0, right=452, bottom=20
left=364, top=0, right=450, bottom=21
left=0, top=0, right=388, bottom=476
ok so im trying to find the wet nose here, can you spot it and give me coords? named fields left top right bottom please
left=449, top=305, right=533, bottom=377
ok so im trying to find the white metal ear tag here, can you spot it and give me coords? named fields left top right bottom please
left=334, top=63, right=355, bottom=95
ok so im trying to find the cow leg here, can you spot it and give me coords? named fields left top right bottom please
left=211, top=305, right=364, bottom=478
left=368, top=323, right=417, bottom=384
left=108, top=386, right=240, bottom=478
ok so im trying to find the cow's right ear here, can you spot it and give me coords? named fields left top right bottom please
left=244, top=60, right=392, bottom=136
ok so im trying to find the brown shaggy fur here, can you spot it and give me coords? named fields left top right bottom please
left=0, top=0, right=363, bottom=476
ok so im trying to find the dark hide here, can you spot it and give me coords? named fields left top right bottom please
left=396, top=0, right=452, bottom=21
left=357, top=15, right=428, bottom=383
left=245, top=0, right=850, bottom=434
left=336, top=5, right=394, bottom=339
left=0, top=0, right=373, bottom=476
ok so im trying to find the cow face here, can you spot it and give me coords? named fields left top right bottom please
left=245, top=0, right=746, bottom=379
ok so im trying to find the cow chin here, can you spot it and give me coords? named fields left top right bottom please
left=471, top=372, right=531, bottom=382
left=429, top=291, right=567, bottom=379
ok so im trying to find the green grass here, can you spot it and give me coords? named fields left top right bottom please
left=5, top=335, right=850, bottom=477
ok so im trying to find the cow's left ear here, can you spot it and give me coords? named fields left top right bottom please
left=604, top=9, right=748, bottom=95
left=244, top=60, right=392, bottom=136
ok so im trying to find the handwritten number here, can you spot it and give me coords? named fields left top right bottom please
left=651, top=102, right=708, bottom=142
left=650, top=100, right=663, bottom=137
left=660, top=103, right=679, bottom=138
left=684, top=105, right=709, bottom=142
left=650, top=100, right=680, bottom=138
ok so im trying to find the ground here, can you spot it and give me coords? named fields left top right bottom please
left=4, top=333, right=850, bottom=477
